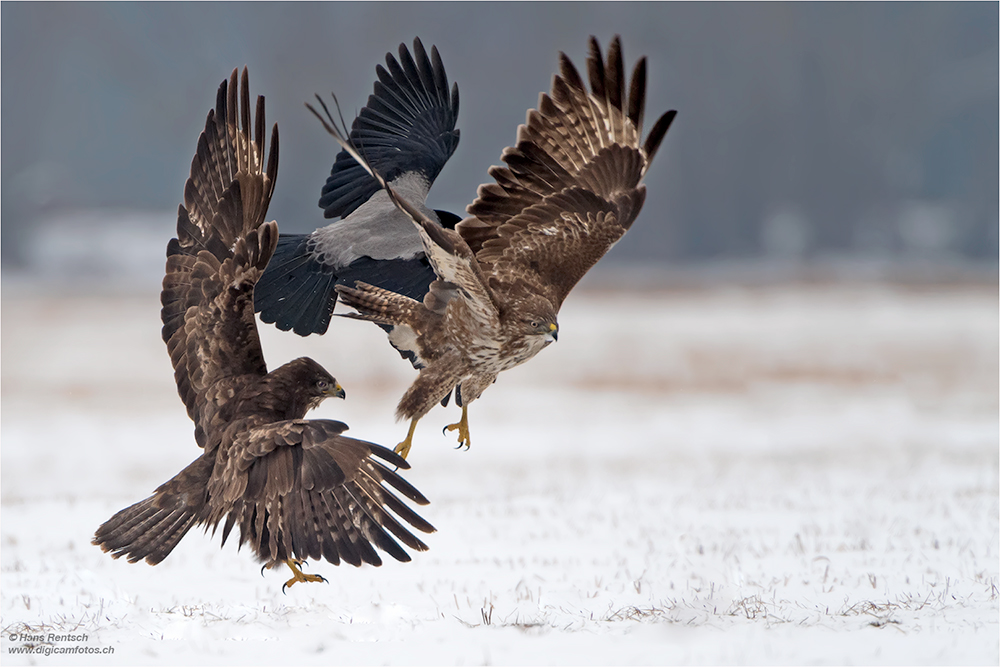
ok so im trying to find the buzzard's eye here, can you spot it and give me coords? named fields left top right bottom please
left=317, top=380, right=329, bottom=390
left=530, top=320, right=538, bottom=328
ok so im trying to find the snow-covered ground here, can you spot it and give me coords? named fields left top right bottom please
left=2, top=281, right=997, bottom=665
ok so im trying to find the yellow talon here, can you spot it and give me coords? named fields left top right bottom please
left=274, top=559, right=326, bottom=593
left=443, top=405, right=471, bottom=450
left=394, top=418, right=419, bottom=460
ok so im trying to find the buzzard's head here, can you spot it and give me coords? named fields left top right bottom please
left=505, top=294, right=559, bottom=349
left=280, top=357, right=346, bottom=412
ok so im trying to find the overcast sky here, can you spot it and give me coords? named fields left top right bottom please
left=2, top=2, right=997, bottom=273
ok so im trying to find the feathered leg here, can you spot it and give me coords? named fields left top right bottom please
left=394, top=350, right=465, bottom=458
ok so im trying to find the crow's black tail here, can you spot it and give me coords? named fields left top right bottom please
left=254, top=233, right=340, bottom=336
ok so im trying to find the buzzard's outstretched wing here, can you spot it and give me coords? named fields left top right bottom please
left=160, top=67, right=279, bottom=447
left=254, top=38, right=461, bottom=338
left=212, top=419, right=432, bottom=566
left=94, top=414, right=435, bottom=568
left=458, top=36, right=676, bottom=308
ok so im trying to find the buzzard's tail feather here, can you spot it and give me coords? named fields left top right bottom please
left=128, top=507, right=197, bottom=565
left=335, top=281, right=422, bottom=327
left=93, top=452, right=213, bottom=565
left=93, top=496, right=198, bottom=566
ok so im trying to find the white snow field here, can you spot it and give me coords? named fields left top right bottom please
left=2, top=281, right=997, bottom=665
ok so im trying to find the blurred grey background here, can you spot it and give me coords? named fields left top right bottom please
left=2, top=2, right=997, bottom=286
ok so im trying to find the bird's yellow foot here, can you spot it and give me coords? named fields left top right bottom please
left=443, top=405, right=471, bottom=450
left=276, top=559, right=326, bottom=594
left=394, top=418, right=419, bottom=460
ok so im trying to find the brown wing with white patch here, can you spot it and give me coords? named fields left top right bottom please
left=211, top=419, right=434, bottom=566
left=459, top=36, right=676, bottom=309
left=160, top=68, right=280, bottom=447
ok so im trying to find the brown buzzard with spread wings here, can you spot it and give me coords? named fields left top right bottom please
left=93, top=69, right=434, bottom=589
left=317, top=36, right=675, bottom=459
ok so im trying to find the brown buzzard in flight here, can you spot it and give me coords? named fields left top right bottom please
left=93, top=69, right=434, bottom=590
left=315, top=36, right=676, bottom=458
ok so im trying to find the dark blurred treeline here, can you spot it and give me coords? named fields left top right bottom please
left=2, top=2, right=996, bottom=275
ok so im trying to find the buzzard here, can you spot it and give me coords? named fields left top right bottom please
left=317, top=36, right=676, bottom=458
left=253, top=38, right=462, bottom=350
left=93, top=69, right=435, bottom=590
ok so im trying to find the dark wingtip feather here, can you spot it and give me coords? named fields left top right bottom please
left=380, top=490, right=436, bottom=534
left=411, top=36, right=427, bottom=61
left=368, top=443, right=411, bottom=469
left=558, top=52, right=584, bottom=93
left=240, top=68, right=251, bottom=150
left=643, top=109, right=676, bottom=167
left=586, top=37, right=606, bottom=102
left=255, top=95, right=266, bottom=162
left=227, top=69, right=238, bottom=135
left=627, top=57, right=647, bottom=129
left=382, top=473, right=431, bottom=508
left=267, top=122, right=279, bottom=187
left=217, top=73, right=231, bottom=122
left=606, top=36, right=624, bottom=112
